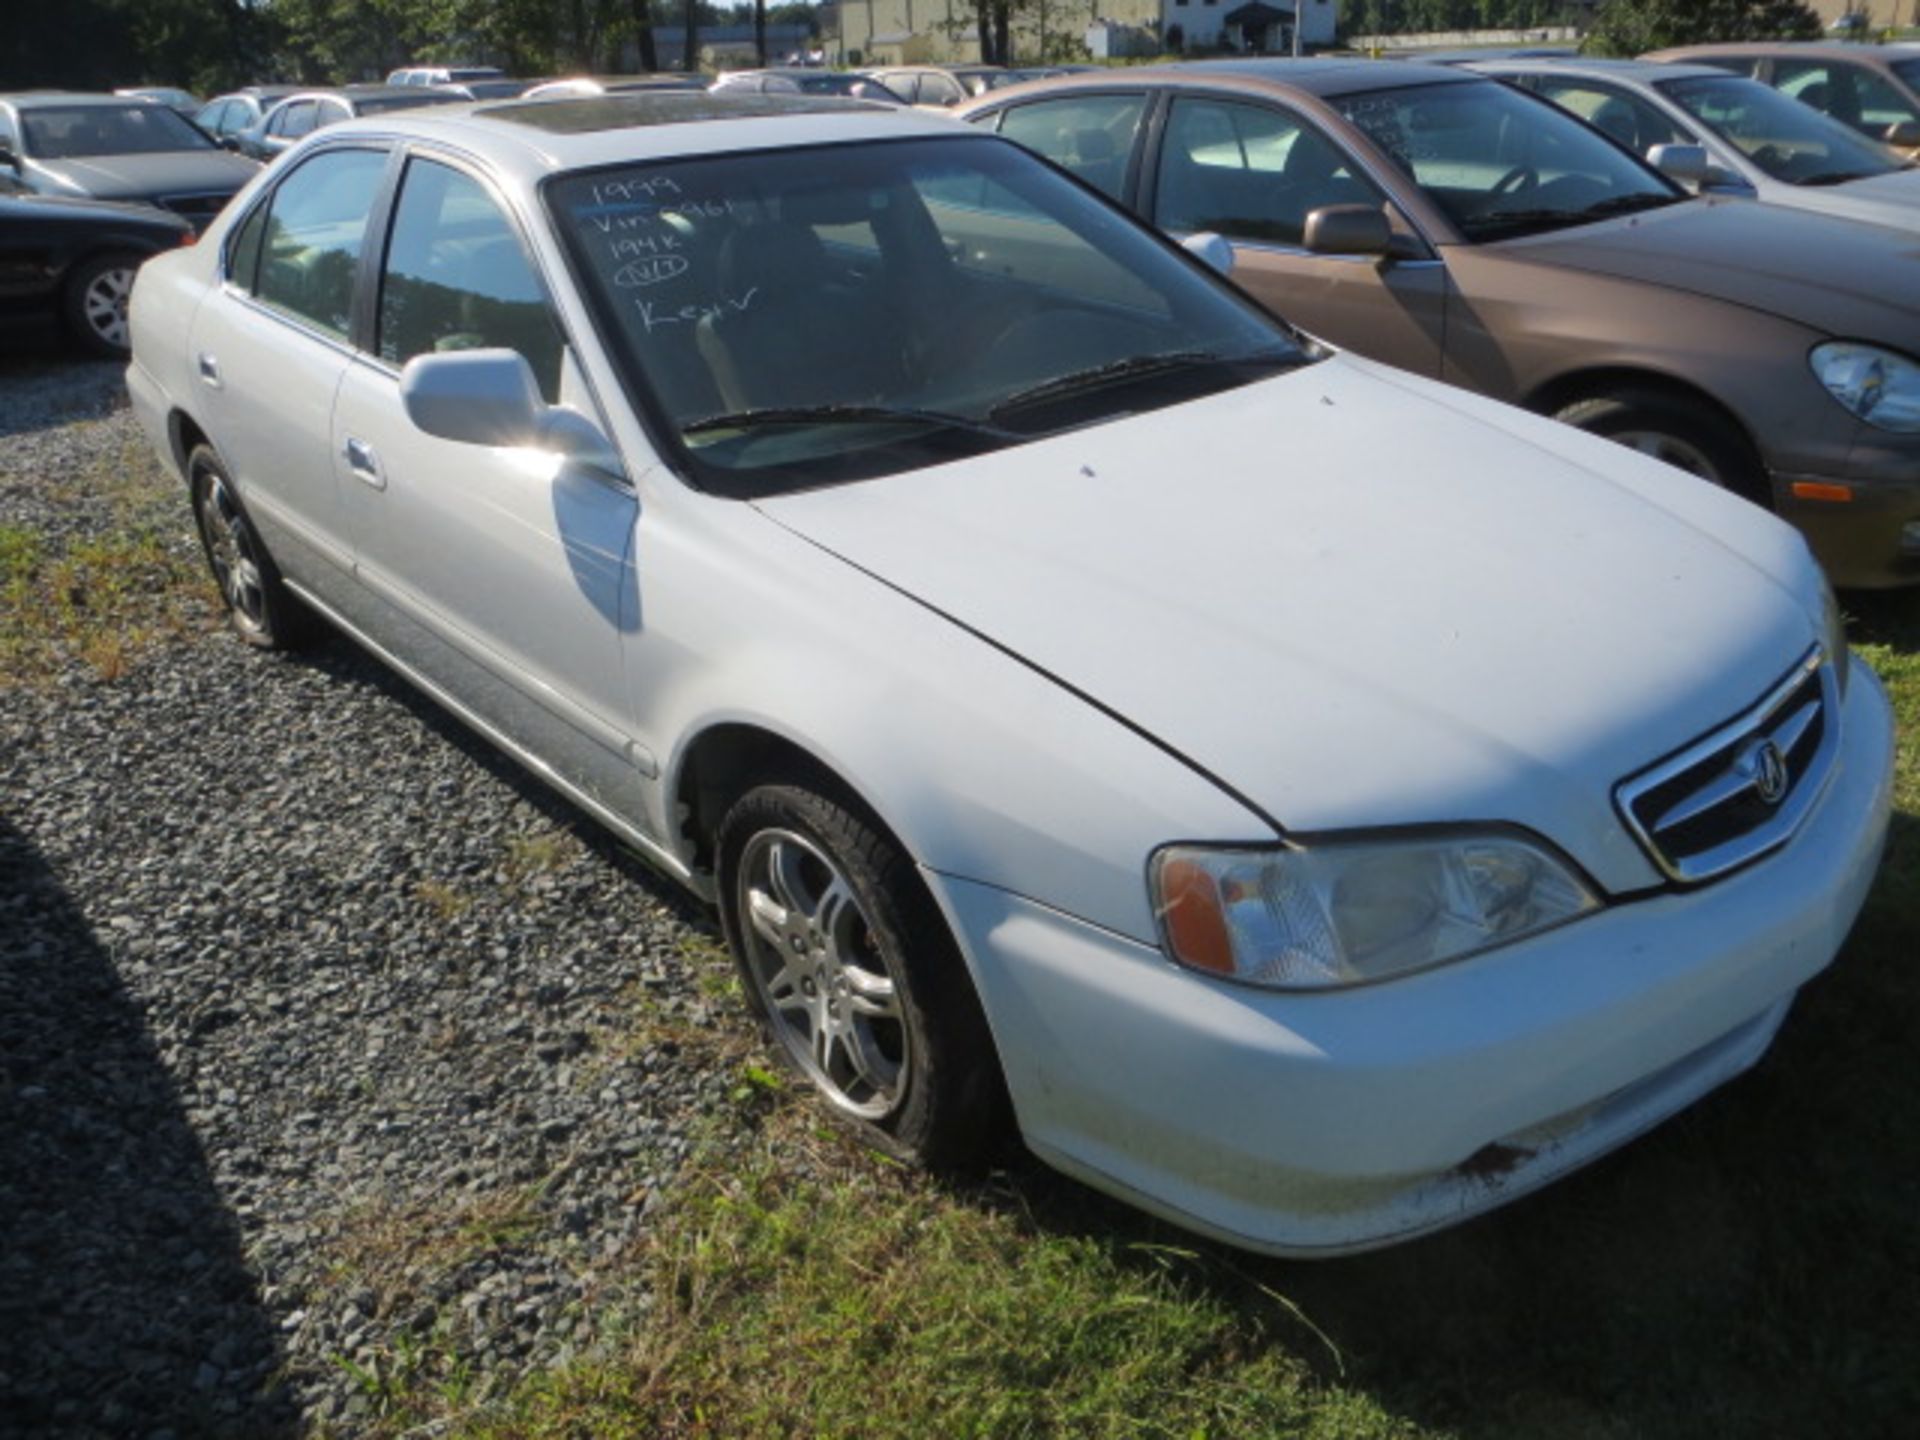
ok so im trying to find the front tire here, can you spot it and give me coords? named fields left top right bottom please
left=63, top=251, right=143, bottom=357
left=188, top=445, right=312, bottom=650
left=1555, top=388, right=1769, bottom=507
left=716, top=780, right=1006, bottom=1169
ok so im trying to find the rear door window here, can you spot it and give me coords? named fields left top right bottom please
left=997, top=94, right=1147, bottom=200
left=251, top=147, right=389, bottom=338
left=1154, top=97, right=1383, bottom=248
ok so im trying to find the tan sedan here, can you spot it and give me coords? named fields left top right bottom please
left=960, top=60, right=1920, bottom=587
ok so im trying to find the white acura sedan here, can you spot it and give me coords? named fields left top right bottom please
left=126, top=93, right=1893, bottom=1255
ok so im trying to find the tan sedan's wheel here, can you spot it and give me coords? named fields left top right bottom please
left=188, top=445, right=312, bottom=650
left=1556, top=389, right=1769, bottom=508
left=717, top=780, right=1008, bottom=1167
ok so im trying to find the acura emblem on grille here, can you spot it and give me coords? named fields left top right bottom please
left=1614, top=647, right=1835, bottom=884
left=1737, top=736, right=1789, bottom=806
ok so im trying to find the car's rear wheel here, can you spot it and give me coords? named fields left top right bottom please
left=1555, top=388, right=1769, bottom=507
left=63, top=251, right=143, bottom=357
left=188, top=444, right=312, bottom=650
left=716, top=779, right=1006, bottom=1168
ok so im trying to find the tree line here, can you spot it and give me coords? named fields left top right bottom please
left=0, top=0, right=1835, bottom=93
left=0, top=0, right=824, bottom=94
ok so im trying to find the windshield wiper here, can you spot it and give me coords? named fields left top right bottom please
left=1573, top=192, right=1682, bottom=219
left=682, top=404, right=1019, bottom=440
left=987, top=348, right=1297, bottom=421
left=1797, top=170, right=1872, bottom=187
left=1463, top=192, right=1677, bottom=240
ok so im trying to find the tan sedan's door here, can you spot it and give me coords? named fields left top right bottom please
left=1147, top=95, right=1447, bottom=377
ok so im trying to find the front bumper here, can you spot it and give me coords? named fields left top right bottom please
left=937, top=656, right=1894, bottom=1256
left=1775, top=445, right=1920, bottom=590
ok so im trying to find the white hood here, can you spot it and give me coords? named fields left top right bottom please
left=758, top=356, right=1824, bottom=892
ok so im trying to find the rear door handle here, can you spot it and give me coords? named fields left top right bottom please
left=343, top=436, right=385, bottom=490
left=197, top=352, right=221, bottom=388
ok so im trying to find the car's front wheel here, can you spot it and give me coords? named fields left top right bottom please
left=63, top=251, right=143, bottom=357
left=189, top=444, right=312, bottom=649
left=1556, top=388, right=1769, bottom=507
left=716, top=779, right=1006, bottom=1168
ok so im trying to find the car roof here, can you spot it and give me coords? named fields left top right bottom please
left=1650, top=41, right=1907, bottom=63
left=981, top=59, right=1477, bottom=100
left=1473, top=57, right=1735, bottom=84
left=303, top=91, right=969, bottom=183
left=2, top=92, right=153, bottom=110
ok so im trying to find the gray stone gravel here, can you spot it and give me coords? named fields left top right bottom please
left=0, top=356, right=756, bottom=1436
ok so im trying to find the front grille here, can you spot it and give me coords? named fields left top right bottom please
left=157, top=192, right=233, bottom=231
left=1615, top=647, right=1838, bottom=884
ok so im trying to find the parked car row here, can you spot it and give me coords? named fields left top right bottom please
left=123, top=88, right=1894, bottom=1260
left=961, top=58, right=1920, bottom=590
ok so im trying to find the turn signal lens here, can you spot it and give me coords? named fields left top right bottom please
left=1156, top=856, right=1236, bottom=975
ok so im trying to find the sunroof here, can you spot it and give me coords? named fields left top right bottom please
left=482, top=92, right=867, bottom=133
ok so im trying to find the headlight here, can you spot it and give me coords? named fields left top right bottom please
left=1151, top=833, right=1601, bottom=991
left=1821, top=575, right=1851, bottom=700
left=1810, top=342, right=1920, bottom=433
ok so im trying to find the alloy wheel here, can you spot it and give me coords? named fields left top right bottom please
left=197, top=471, right=267, bottom=630
left=735, top=827, right=909, bottom=1119
left=81, top=265, right=135, bottom=351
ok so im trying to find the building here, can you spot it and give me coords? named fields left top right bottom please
left=1809, top=1, right=1920, bottom=32
left=1163, top=0, right=1337, bottom=54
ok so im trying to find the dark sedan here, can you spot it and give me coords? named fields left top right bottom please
left=0, top=93, right=259, bottom=230
left=0, top=183, right=191, bottom=353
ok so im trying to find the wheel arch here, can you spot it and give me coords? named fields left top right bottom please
left=166, top=408, right=213, bottom=485
left=671, top=720, right=916, bottom=881
left=1522, top=365, right=1765, bottom=469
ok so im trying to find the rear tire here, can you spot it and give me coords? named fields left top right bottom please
left=716, top=779, right=1008, bottom=1170
left=1555, top=388, right=1770, bottom=508
left=63, top=251, right=143, bottom=357
left=188, top=444, right=313, bottom=650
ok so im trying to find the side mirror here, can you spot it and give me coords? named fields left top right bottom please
left=1647, top=143, right=1710, bottom=186
left=1884, top=120, right=1920, bottom=149
left=1302, top=204, right=1393, bottom=258
left=0, top=142, right=16, bottom=170
left=219, top=135, right=241, bottom=152
left=401, top=349, right=620, bottom=473
left=1180, top=230, right=1236, bottom=276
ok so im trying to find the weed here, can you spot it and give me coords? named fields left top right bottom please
left=415, top=879, right=473, bottom=921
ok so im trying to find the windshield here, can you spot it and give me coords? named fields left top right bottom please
left=1657, top=73, right=1903, bottom=184
left=1332, top=79, right=1682, bottom=241
left=547, top=135, right=1307, bottom=496
left=21, top=104, right=215, bottom=157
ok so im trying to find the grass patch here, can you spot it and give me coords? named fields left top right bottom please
left=415, top=878, right=474, bottom=921
left=502, top=830, right=581, bottom=884
left=0, top=521, right=213, bottom=683
left=453, top=1137, right=1408, bottom=1440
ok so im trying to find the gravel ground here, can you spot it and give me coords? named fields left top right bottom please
left=0, top=353, right=758, bottom=1436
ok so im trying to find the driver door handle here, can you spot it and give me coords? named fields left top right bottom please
left=343, top=436, right=385, bottom=490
